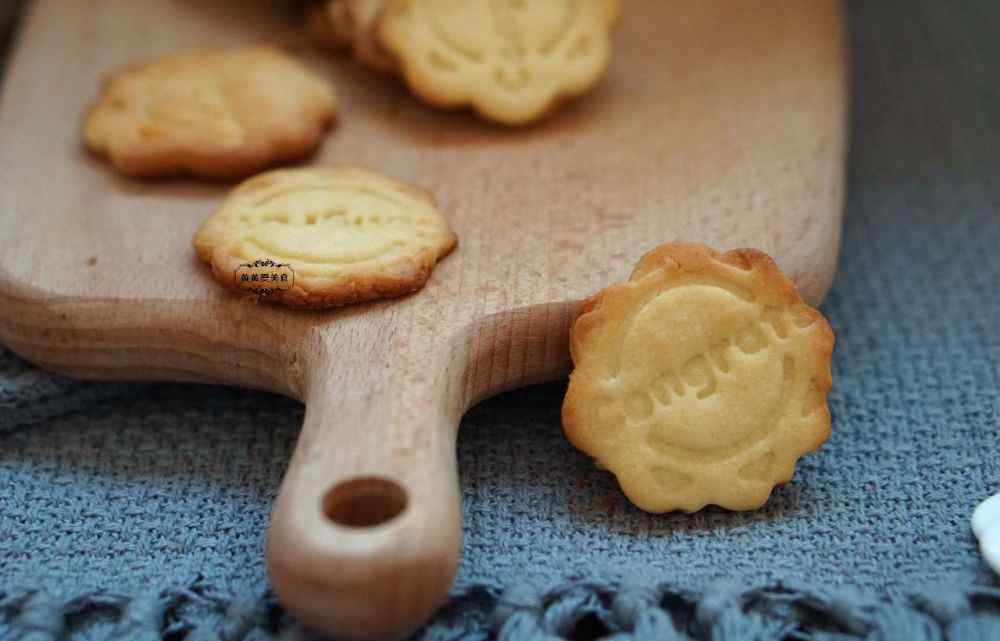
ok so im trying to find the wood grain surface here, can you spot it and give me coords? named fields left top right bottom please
left=0, top=1, right=847, bottom=639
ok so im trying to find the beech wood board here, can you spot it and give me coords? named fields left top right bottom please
left=0, top=1, right=848, bottom=639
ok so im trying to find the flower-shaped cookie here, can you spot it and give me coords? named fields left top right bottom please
left=84, top=46, right=337, bottom=179
left=378, top=0, right=621, bottom=125
left=563, top=243, right=834, bottom=513
left=194, top=166, right=457, bottom=309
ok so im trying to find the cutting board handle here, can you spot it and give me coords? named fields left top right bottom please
left=266, top=347, right=463, bottom=641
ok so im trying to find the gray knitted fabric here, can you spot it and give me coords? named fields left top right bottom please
left=2, top=0, right=1000, bottom=639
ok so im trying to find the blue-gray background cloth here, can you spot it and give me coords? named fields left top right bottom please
left=2, top=1, right=1000, bottom=640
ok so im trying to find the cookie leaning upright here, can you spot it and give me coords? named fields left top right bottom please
left=84, top=46, right=337, bottom=180
left=562, top=243, right=834, bottom=513
left=377, top=0, right=621, bottom=125
left=194, top=166, right=457, bottom=309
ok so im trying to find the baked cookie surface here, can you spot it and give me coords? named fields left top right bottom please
left=562, top=243, right=834, bottom=513
left=194, top=166, right=457, bottom=309
left=84, top=46, right=337, bottom=179
left=378, top=0, right=620, bottom=125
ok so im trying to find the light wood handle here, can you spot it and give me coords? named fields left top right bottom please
left=266, top=350, right=463, bottom=641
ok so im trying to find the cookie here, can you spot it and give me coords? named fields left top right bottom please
left=193, top=166, right=457, bottom=309
left=84, top=45, right=338, bottom=180
left=562, top=243, right=834, bottom=513
left=377, top=0, right=621, bottom=125
left=307, top=1, right=355, bottom=51
left=309, top=1, right=397, bottom=73
left=346, top=0, right=399, bottom=74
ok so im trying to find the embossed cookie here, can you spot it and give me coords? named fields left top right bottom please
left=562, top=243, right=834, bottom=513
left=84, top=46, right=338, bottom=179
left=377, top=0, right=621, bottom=125
left=193, top=166, right=457, bottom=309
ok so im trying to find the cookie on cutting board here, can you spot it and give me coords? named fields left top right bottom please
left=377, top=0, right=622, bottom=125
left=84, top=45, right=337, bottom=179
left=193, top=166, right=457, bottom=309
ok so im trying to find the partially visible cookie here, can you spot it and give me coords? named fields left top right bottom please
left=562, top=243, right=834, bottom=513
left=308, top=1, right=397, bottom=73
left=345, top=0, right=398, bottom=74
left=377, top=0, right=621, bottom=125
left=194, top=166, right=457, bottom=309
left=84, top=45, right=337, bottom=180
left=307, top=1, right=355, bottom=51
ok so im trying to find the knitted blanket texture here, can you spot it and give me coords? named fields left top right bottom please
left=1, top=1, right=999, bottom=639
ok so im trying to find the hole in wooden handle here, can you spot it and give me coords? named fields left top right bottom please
left=323, top=476, right=408, bottom=528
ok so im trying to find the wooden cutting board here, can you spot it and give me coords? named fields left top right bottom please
left=0, top=1, right=847, bottom=639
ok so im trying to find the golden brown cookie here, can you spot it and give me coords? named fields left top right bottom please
left=377, top=0, right=621, bottom=125
left=194, top=166, right=457, bottom=309
left=84, top=45, right=338, bottom=180
left=562, top=243, right=834, bottom=513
